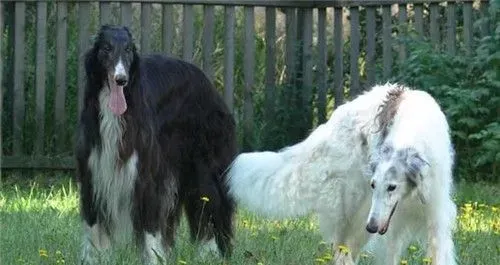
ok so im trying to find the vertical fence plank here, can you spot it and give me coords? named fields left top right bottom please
left=202, top=5, right=215, bottom=82
left=100, top=1, right=111, bottom=26
left=223, top=6, right=235, bottom=112
left=120, top=2, right=132, bottom=28
left=463, top=1, right=473, bottom=55
left=398, top=4, right=407, bottom=63
left=366, top=6, right=376, bottom=87
left=382, top=5, right=392, bottom=79
left=35, top=2, right=47, bottom=155
left=0, top=2, right=3, bottom=163
left=414, top=4, right=424, bottom=38
left=55, top=2, right=68, bottom=153
left=285, top=8, right=297, bottom=86
left=333, top=7, right=343, bottom=108
left=183, top=4, right=194, bottom=62
left=141, top=3, right=152, bottom=53
left=302, top=8, right=313, bottom=127
left=349, top=6, right=360, bottom=97
left=480, top=1, right=490, bottom=38
left=264, top=7, right=276, bottom=121
left=243, top=6, right=255, bottom=150
left=78, top=3, right=91, bottom=117
left=446, top=1, right=456, bottom=55
left=13, top=2, right=26, bottom=155
left=429, top=3, right=440, bottom=50
left=317, top=7, right=327, bottom=123
left=162, top=4, right=174, bottom=55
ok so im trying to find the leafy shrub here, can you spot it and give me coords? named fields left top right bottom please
left=394, top=6, right=500, bottom=182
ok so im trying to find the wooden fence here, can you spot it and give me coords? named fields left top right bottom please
left=0, top=0, right=492, bottom=169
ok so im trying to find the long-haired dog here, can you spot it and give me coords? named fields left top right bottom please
left=76, top=25, right=237, bottom=264
left=227, top=83, right=457, bottom=265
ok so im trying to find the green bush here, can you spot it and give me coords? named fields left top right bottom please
left=394, top=5, right=500, bottom=182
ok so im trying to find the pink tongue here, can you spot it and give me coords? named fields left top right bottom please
left=108, top=83, right=127, bottom=115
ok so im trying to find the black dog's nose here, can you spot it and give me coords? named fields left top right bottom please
left=366, top=218, right=378, bottom=233
left=114, top=75, right=128, bottom=86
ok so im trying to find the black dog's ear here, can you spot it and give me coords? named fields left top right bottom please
left=400, top=148, right=429, bottom=204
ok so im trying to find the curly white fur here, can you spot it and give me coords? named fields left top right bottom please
left=227, top=83, right=457, bottom=265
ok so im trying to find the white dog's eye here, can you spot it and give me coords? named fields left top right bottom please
left=387, top=185, right=396, bottom=192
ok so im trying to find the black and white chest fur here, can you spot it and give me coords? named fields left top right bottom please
left=87, top=87, right=138, bottom=241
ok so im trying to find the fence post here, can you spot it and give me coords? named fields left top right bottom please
left=223, top=6, right=235, bottom=113
left=243, top=6, right=255, bottom=150
left=202, top=5, right=215, bottom=82
left=333, top=6, right=343, bottom=108
left=349, top=6, right=360, bottom=97
left=317, top=7, right=327, bottom=123
left=35, top=2, right=48, bottom=155
left=182, top=4, right=194, bottom=62
left=13, top=2, right=26, bottom=155
left=55, top=2, right=68, bottom=154
left=366, top=6, right=376, bottom=88
left=264, top=7, right=276, bottom=125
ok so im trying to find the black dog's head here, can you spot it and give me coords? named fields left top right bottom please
left=85, top=25, right=139, bottom=115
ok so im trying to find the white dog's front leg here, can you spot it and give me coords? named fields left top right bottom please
left=426, top=197, right=457, bottom=265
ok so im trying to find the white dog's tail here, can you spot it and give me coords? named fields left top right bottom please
left=226, top=150, right=312, bottom=218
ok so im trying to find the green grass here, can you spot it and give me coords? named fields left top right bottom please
left=0, top=175, right=499, bottom=265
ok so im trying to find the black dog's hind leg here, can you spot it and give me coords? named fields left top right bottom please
left=184, top=163, right=235, bottom=259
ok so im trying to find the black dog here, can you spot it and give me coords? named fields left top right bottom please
left=76, top=25, right=237, bottom=264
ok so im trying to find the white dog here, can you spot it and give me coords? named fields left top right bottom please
left=227, top=83, right=457, bottom=265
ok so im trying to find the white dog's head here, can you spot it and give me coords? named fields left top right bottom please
left=365, top=144, right=429, bottom=235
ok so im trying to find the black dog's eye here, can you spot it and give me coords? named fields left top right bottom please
left=387, top=185, right=396, bottom=192
left=103, top=45, right=112, bottom=53
left=125, top=46, right=132, bottom=52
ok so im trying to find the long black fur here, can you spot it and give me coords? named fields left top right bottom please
left=76, top=25, right=237, bottom=258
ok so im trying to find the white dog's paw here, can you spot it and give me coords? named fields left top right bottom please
left=334, top=249, right=355, bottom=265
left=197, top=238, right=220, bottom=259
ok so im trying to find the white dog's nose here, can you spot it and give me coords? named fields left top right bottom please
left=366, top=218, right=378, bottom=233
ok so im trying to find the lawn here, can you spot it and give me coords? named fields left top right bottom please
left=0, top=174, right=498, bottom=265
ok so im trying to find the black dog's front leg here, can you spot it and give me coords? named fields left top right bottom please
left=76, top=134, right=110, bottom=264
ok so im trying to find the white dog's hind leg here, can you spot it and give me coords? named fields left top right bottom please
left=80, top=223, right=111, bottom=265
left=197, top=238, right=219, bottom=258
left=142, top=231, right=168, bottom=265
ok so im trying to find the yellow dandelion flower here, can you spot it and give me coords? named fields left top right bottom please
left=492, top=206, right=498, bottom=212
left=422, top=257, right=432, bottom=264
left=200, top=196, right=210, bottom=202
left=360, top=253, right=369, bottom=258
left=257, top=262, right=264, bottom=265
left=338, top=245, right=350, bottom=254
left=178, top=260, right=187, bottom=265
left=400, top=260, right=408, bottom=265
left=322, top=253, right=333, bottom=261
left=39, top=249, right=48, bottom=258
left=315, top=258, right=325, bottom=263
left=409, top=245, right=418, bottom=252
left=271, top=236, right=278, bottom=240
left=56, top=250, right=63, bottom=256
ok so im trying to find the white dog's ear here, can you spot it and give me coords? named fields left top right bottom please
left=401, top=148, right=429, bottom=204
